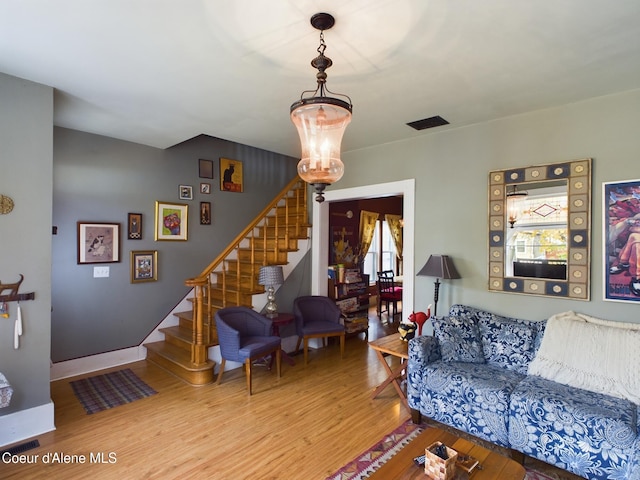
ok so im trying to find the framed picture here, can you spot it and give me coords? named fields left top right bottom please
left=603, top=178, right=640, bottom=302
left=200, top=182, right=211, bottom=194
left=155, top=201, right=188, bottom=241
left=127, top=213, right=142, bottom=240
left=199, top=158, right=214, bottom=179
left=220, top=157, right=243, bottom=193
left=179, top=185, right=193, bottom=200
left=77, top=222, right=120, bottom=264
left=130, top=250, right=158, bottom=283
left=200, top=202, right=211, bottom=225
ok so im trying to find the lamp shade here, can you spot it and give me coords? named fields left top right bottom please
left=417, top=255, right=461, bottom=280
left=290, top=98, right=351, bottom=186
left=258, top=265, right=284, bottom=287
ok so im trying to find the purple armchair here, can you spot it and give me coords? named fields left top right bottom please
left=214, top=307, right=281, bottom=395
left=293, top=296, right=345, bottom=365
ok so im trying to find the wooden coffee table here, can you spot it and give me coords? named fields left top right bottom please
left=367, top=426, right=526, bottom=479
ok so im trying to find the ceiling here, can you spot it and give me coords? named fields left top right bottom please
left=2, top=1, right=640, bottom=158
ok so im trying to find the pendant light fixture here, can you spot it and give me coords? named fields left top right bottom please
left=506, top=184, right=528, bottom=228
left=290, top=13, right=352, bottom=203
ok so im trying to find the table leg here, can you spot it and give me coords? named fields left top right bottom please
left=371, top=350, right=409, bottom=410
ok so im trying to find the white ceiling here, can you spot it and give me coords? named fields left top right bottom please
left=1, top=0, right=640, bottom=158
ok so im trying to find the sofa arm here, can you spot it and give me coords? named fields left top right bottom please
left=408, top=335, right=441, bottom=368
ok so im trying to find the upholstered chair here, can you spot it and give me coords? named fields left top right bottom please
left=214, top=306, right=281, bottom=395
left=293, top=296, right=345, bottom=365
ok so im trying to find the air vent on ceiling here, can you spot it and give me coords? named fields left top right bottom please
left=406, top=115, right=449, bottom=131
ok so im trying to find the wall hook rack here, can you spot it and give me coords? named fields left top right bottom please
left=0, top=274, right=35, bottom=302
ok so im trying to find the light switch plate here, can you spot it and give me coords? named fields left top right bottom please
left=93, top=266, right=110, bottom=278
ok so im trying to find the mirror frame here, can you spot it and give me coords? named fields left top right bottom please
left=488, top=158, right=591, bottom=300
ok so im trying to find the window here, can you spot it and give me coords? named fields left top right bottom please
left=363, top=220, right=398, bottom=283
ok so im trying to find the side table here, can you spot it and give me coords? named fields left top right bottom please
left=368, top=333, right=409, bottom=411
left=267, top=312, right=296, bottom=366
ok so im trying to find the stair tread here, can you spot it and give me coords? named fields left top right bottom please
left=145, top=341, right=215, bottom=371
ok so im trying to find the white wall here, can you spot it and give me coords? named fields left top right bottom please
left=337, top=89, right=640, bottom=323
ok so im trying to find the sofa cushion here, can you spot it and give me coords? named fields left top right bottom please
left=419, top=361, right=525, bottom=446
left=432, top=315, right=484, bottom=363
left=509, top=374, right=637, bottom=479
left=479, top=318, right=535, bottom=374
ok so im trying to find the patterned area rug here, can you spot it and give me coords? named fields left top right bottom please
left=326, top=420, right=557, bottom=480
left=70, top=368, right=157, bottom=415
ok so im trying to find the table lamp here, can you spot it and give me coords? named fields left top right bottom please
left=258, top=265, right=284, bottom=317
left=417, top=255, right=461, bottom=316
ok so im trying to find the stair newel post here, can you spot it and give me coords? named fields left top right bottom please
left=185, top=277, right=208, bottom=365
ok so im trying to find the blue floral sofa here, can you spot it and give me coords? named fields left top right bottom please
left=407, top=304, right=640, bottom=480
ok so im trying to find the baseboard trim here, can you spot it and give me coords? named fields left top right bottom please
left=0, top=401, right=55, bottom=448
left=50, top=346, right=146, bottom=381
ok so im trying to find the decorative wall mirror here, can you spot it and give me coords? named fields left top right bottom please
left=488, top=158, right=591, bottom=300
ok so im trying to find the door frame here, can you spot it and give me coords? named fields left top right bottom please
left=311, top=179, right=415, bottom=318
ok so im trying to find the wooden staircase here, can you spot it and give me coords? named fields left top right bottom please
left=145, top=177, right=310, bottom=385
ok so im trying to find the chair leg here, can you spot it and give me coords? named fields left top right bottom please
left=216, top=359, right=226, bottom=385
left=295, top=337, right=302, bottom=353
left=304, top=338, right=309, bottom=366
left=245, top=358, right=252, bottom=395
left=275, top=348, right=281, bottom=379
left=339, top=333, right=345, bottom=359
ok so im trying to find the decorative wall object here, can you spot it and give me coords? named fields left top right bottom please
left=200, top=183, right=211, bottom=194
left=220, top=158, right=243, bottom=192
left=488, top=158, right=591, bottom=300
left=0, top=194, right=14, bottom=214
left=200, top=202, right=211, bottom=225
left=127, top=213, right=142, bottom=240
left=130, top=250, right=158, bottom=283
left=198, top=158, right=214, bottom=179
left=179, top=184, right=193, bottom=200
left=77, top=222, right=121, bottom=264
left=155, top=201, right=188, bottom=241
left=603, top=178, right=640, bottom=302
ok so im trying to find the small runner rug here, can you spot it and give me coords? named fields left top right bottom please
left=70, top=368, right=157, bottom=415
left=326, top=420, right=556, bottom=480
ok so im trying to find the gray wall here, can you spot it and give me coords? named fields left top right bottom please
left=52, top=129, right=298, bottom=362
left=338, top=88, right=640, bottom=324
left=0, top=73, right=53, bottom=414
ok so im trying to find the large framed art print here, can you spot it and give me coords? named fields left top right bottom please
left=604, top=179, right=640, bottom=302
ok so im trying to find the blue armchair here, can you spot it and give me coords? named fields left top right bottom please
left=293, top=296, right=345, bottom=365
left=214, top=307, right=281, bottom=395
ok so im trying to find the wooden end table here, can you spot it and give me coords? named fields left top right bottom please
left=367, top=426, right=526, bottom=479
left=368, top=333, right=409, bottom=411
left=267, top=312, right=296, bottom=366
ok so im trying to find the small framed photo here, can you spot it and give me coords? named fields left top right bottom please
left=130, top=250, right=158, bottom=283
left=220, top=157, right=243, bottom=193
left=179, top=185, right=193, bottom=200
left=200, top=202, right=211, bottom=225
left=155, top=201, right=188, bottom=241
left=199, top=158, right=214, bottom=179
left=127, top=213, right=142, bottom=240
left=77, top=222, right=120, bottom=264
left=200, top=183, right=211, bottom=194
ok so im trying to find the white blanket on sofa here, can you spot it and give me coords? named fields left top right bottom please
left=528, top=311, right=640, bottom=404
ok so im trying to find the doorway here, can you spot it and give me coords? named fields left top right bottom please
left=310, top=179, right=415, bottom=318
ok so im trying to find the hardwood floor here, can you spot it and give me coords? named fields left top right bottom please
left=2, top=309, right=579, bottom=480
left=3, top=311, right=403, bottom=480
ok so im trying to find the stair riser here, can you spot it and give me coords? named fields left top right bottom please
left=258, top=225, right=309, bottom=239
left=250, top=238, right=299, bottom=251
left=146, top=351, right=214, bottom=386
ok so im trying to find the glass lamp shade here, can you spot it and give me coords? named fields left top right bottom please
left=290, top=97, right=351, bottom=186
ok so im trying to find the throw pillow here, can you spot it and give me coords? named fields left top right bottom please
left=478, top=318, right=535, bottom=374
left=432, top=315, right=485, bottom=363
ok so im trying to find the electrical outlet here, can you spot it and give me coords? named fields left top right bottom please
left=93, top=266, right=110, bottom=278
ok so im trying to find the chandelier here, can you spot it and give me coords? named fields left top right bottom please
left=290, top=13, right=352, bottom=203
